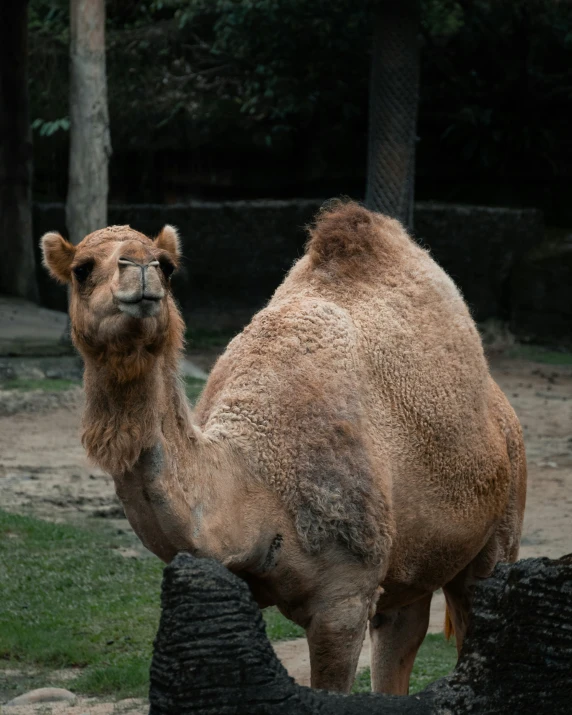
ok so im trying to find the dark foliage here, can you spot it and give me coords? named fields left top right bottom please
left=418, top=0, right=572, bottom=216
left=28, top=1, right=572, bottom=220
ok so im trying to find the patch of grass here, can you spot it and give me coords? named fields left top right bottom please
left=0, top=510, right=307, bottom=702
left=184, top=377, right=206, bottom=403
left=262, top=608, right=305, bottom=641
left=0, top=510, right=163, bottom=700
left=505, top=344, right=572, bottom=365
left=0, top=378, right=80, bottom=391
left=351, top=633, right=457, bottom=694
left=72, top=660, right=152, bottom=697
left=352, top=667, right=372, bottom=694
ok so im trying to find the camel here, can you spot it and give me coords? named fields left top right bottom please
left=41, top=201, right=526, bottom=695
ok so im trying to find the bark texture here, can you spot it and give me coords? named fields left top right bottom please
left=0, top=0, right=38, bottom=301
left=366, top=0, right=420, bottom=229
left=66, top=0, right=111, bottom=245
left=149, top=554, right=572, bottom=714
left=435, top=554, right=572, bottom=713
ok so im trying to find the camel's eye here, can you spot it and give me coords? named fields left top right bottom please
left=73, top=260, right=94, bottom=283
left=160, top=259, right=175, bottom=280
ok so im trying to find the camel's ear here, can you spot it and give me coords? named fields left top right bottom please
left=41, top=232, right=76, bottom=283
left=154, top=225, right=181, bottom=258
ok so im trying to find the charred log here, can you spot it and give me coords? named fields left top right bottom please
left=149, top=554, right=572, bottom=714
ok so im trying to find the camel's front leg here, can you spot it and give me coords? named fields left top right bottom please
left=305, top=594, right=369, bottom=692
left=369, top=592, right=432, bottom=695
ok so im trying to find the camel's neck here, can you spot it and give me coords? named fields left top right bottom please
left=82, top=349, right=213, bottom=561
left=81, top=350, right=193, bottom=477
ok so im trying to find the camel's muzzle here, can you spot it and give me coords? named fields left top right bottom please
left=114, top=258, right=165, bottom=318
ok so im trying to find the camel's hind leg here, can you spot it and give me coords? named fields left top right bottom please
left=369, top=592, right=432, bottom=695
left=445, top=404, right=526, bottom=654
left=443, top=525, right=522, bottom=655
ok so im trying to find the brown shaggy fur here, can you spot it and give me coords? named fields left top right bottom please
left=307, top=200, right=404, bottom=280
left=41, top=203, right=526, bottom=696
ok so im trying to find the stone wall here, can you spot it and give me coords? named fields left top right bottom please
left=510, top=235, right=572, bottom=347
left=32, top=200, right=546, bottom=335
left=413, top=203, right=544, bottom=321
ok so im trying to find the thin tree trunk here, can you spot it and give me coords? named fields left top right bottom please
left=66, top=0, right=111, bottom=246
left=0, top=0, right=38, bottom=302
left=366, top=0, right=420, bottom=230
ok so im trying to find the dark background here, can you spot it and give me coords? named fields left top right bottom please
left=29, top=1, right=572, bottom=223
left=20, top=0, right=572, bottom=346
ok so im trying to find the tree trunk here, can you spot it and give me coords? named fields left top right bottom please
left=66, top=0, right=111, bottom=246
left=365, top=0, right=420, bottom=230
left=0, top=0, right=38, bottom=302
left=149, top=553, right=572, bottom=714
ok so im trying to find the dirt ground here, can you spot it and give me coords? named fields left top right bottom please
left=1, top=353, right=571, bottom=708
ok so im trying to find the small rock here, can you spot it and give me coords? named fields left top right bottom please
left=6, top=687, right=76, bottom=706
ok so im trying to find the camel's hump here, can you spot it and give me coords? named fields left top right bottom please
left=305, top=200, right=409, bottom=275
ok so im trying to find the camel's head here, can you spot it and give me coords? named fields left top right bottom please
left=41, top=225, right=182, bottom=367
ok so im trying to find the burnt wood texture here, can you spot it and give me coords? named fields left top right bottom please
left=149, top=553, right=572, bottom=714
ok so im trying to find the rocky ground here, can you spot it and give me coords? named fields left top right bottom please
left=1, top=351, right=571, bottom=712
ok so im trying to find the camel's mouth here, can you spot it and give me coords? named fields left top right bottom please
left=111, top=258, right=166, bottom=319
left=117, top=296, right=162, bottom=319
